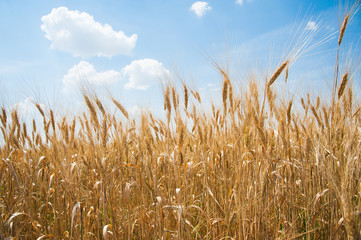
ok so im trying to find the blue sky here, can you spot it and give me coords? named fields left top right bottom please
left=0, top=0, right=360, bottom=118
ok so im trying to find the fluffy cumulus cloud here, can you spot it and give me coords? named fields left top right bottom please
left=41, top=7, right=137, bottom=57
left=306, top=21, right=317, bottom=31
left=62, top=59, right=169, bottom=91
left=190, top=2, right=211, bottom=17
left=122, top=59, right=170, bottom=90
left=235, top=0, right=253, bottom=5
left=62, top=61, right=121, bottom=89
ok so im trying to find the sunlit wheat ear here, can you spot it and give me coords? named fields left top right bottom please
left=70, top=117, right=76, bottom=143
left=268, top=60, right=289, bottom=86
left=311, top=106, right=323, bottom=128
left=301, top=97, right=305, bottom=110
left=322, top=106, right=330, bottom=129
left=338, top=73, right=348, bottom=99
left=183, top=83, right=189, bottom=110
left=339, top=13, right=350, bottom=46
left=164, top=85, right=171, bottom=112
left=95, top=97, right=105, bottom=116
left=316, top=96, right=320, bottom=109
left=50, top=110, right=55, bottom=134
left=22, top=122, right=27, bottom=139
left=177, top=116, right=185, bottom=148
left=194, top=91, right=201, bottom=104
left=266, top=84, right=275, bottom=113
left=83, top=94, right=99, bottom=128
left=62, top=120, right=69, bottom=144
left=35, top=103, right=45, bottom=117
left=228, top=83, right=234, bottom=110
left=101, top=117, right=107, bottom=148
left=11, top=110, right=20, bottom=130
left=32, top=119, right=36, bottom=133
left=1, top=108, right=7, bottom=125
left=287, top=100, right=293, bottom=123
left=307, top=93, right=311, bottom=106
left=111, top=98, right=129, bottom=120
left=218, top=69, right=230, bottom=107
left=347, top=88, right=353, bottom=109
left=222, top=77, right=229, bottom=112
left=172, top=86, right=178, bottom=111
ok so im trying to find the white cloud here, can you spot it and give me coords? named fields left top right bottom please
left=235, top=0, right=253, bottom=6
left=326, top=25, right=335, bottom=31
left=11, top=97, right=33, bottom=116
left=11, top=97, right=44, bottom=117
left=306, top=21, right=317, bottom=31
left=190, top=2, right=211, bottom=17
left=41, top=7, right=137, bottom=57
left=122, top=59, right=170, bottom=90
left=62, top=61, right=121, bottom=89
left=62, top=59, right=169, bottom=91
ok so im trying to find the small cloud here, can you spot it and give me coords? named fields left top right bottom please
left=306, top=21, right=317, bottom=31
left=235, top=0, right=253, bottom=6
left=62, top=61, right=121, bottom=90
left=122, top=59, right=170, bottom=90
left=11, top=97, right=43, bottom=117
left=207, top=83, right=216, bottom=87
left=326, top=25, right=335, bottom=31
left=190, top=1, right=211, bottom=17
left=41, top=7, right=137, bottom=57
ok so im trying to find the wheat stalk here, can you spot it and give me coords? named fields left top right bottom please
left=101, top=117, right=107, bottom=148
left=50, top=109, right=56, bottom=134
left=268, top=60, right=289, bottom=86
left=339, top=13, right=350, bottom=46
left=183, top=84, right=189, bottom=110
left=172, top=87, right=178, bottom=111
left=111, top=98, right=129, bottom=120
left=1, top=108, right=7, bottom=126
left=338, top=73, right=348, bottom=99
left=287, top=100, right=293, bottom=123
left=95, top=97, right=106, bottom=116
left=222, top=78, right=229, bottom=113
left=35, top=103, right=45, bottom=117
left=83, top=94, right=99, bottom=128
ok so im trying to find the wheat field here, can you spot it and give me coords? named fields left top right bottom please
left=1, top=5, right=361, bottom=240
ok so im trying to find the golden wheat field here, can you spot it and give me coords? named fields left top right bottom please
left=1, top=4, right=361, bottom=240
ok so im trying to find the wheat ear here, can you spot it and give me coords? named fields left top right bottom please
left=268, top=60, right=288, bottom=86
